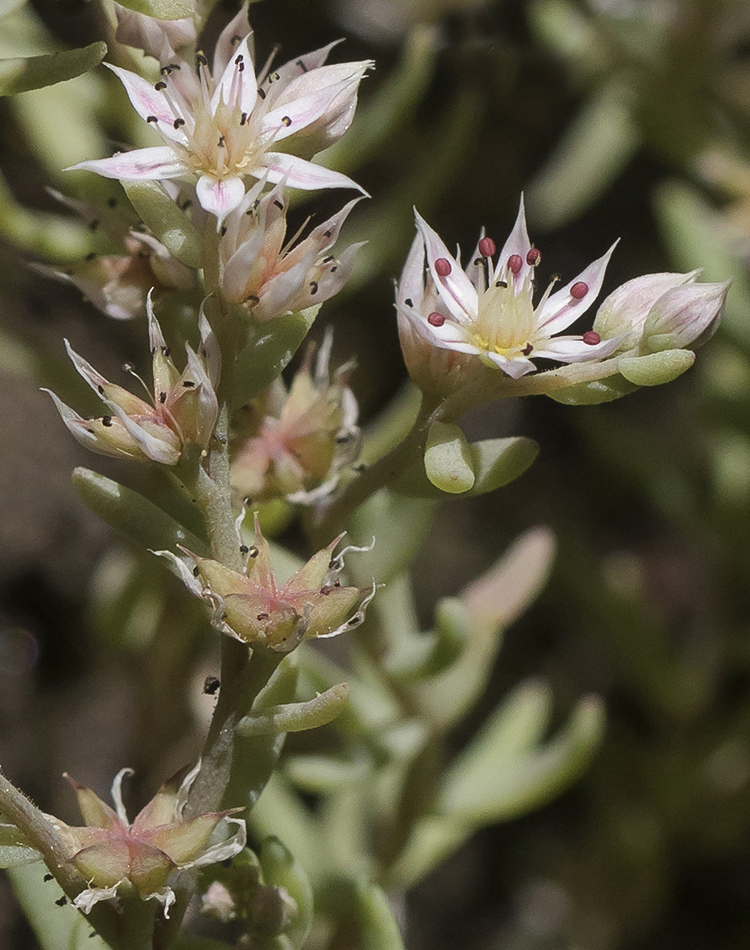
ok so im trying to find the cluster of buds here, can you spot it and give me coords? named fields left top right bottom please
left=35, top=766, right=244, bottom=915
left=157, top=514, right=375, bottom=652
left=231, top=332, right=361, bottom=504
left=38, top=188, right=195, bottom=322
left=45, top=295, right=220, bottom=465
left=70, top=6, right=371, bottom=223
left=397, top=198, right=729, bottom=391
left=219, top=181, right=364, bottom=321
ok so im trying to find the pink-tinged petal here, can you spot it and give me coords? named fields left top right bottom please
left=67, top=147, right=188, bottom=182
left=397, top=232, right=426, bottom=311
left=222, top=229, right=267, bottom=301
left=42, top=390, right=118, bottom=456
left=106, top=403, right=182, bottom=465
left=196, top=175, right=246, bottom=225
left=594, top=270, right=700, bottom=339
left=538, top=241, right=618, bottom=335
left=484, top=352, right=536, bottom=378
left=64, top=339, right=111, bottom=394
left=414, top=211, right=477, bottom=325
left=533, top=334, right=623, bottom=362
left=311, top=241, right=364, bottom=300
left=213, top=8, right=253, bottom=77
left=496, top=196, right=533, bottom=287
left=105, top=64, right=188, bottom=145
left=269, top=41, right=343, bottom=95
left=198, top=303, right=222, bottom=389
left=211, top=34, right=256, bottom=115
left=64, top=774, right=126, bottom=831
left=254, top=250, right=319, bottom=319
left=306, top=196, right=362, bottom=250
left=261, top=153, right=367, bottom=193
left=114, top=5, right=196, bottom=62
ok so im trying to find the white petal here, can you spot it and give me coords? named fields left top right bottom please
left=397, top=232, right=426, bottom=311
left=187, top=817, right=247, bottom=869
left=538, top=241, right=618, bottom=335
left=110, top=768, right=134, bottom=825
left=534, top=334, right=622, bottom=362
left=106, top=402, right=181, bottom=465
left=213, top=9, right=252, bottom=77
left=106, top=64, right=188, bottom=145
left=67, top=147, right=187, bottom=182
left=484, top=352, right=536, bottom=378
left=196, top=175, right=246, bottom=225
left=42, top=389, right=117, bottom=456
left=198, top=303, right=222, bottom=389
left=210, top=34, right=257, bottom=115
left=64, top=339, right=111, bottom=395
left=496, top=195, right=533, bottom=286
left=73, top=882, right=124, bottom=914
left=261, top=153, right=367, bottom=193
left=414, top=210, right=478, bottom=325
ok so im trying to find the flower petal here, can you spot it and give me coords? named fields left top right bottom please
left=483, top=352, right=536, bottom=378
left=195, top=175, right=246, bottom=225
left=210, top=34, right=257, bottom=116
left=538, top=241, right=619, bottom=335
left=496, top=195, right=533, bottom=287
left=106, top=64, right=188, bottom=145
left=533, top=334, right=623, bottom=362
left=414, top=211, right=478, bottom=325
left=261, top=153, right=367, bottom=193
left=67, top=147, right=188, bottom=182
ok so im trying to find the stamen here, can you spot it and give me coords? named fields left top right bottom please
left=404, top=297, right=414, bottom=307
left=570, top=281, right=589, bottom=299
left=428, top=312, right=445, bottom=327
left=508, top=254, right=523, bottom=275
left=495, top=279, right=508, bottom=288
left=435, top=258, right=452, bottom=277
left=582, top=331, right=601, bottom=345
left=522, top=343, right=533, bottom=356
left=478, top=237, right=496, bottom=258
left=146, top=115, right=158, bottom=123
left=154, top=81, right=167, bottom=91
left=173, top=118, right=185, bottom=129
left=281, top=115, right=292, bottom=127
left=240, top=112, right=248, bottom=125
left=526, top=247, right=541, bottom=266
left=102, top=416, right=113, bottom=427
left=310, top=281, right=319, bottom=295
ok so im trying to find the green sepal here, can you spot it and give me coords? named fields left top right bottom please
left=236, top=683, right=350, bottom=737
left=233, top=307, right=319, bottom=407
left=435, top=694, right=605, bottom=825
left=424, top=421, right=475, bottom=493
left=0, top=42, right=106, bottom=96
left=122, top=181, right=203, bottom=268
left=259, top=838, right=314, bottom=949
left=395, top=436, right=538, bottom=499
left=618, top=348, right=695, bottom=386
left=114, top=0, right=194, bottom=20
left=73, top=467, right=208, bottom=554
left=546, top=374, right=638, bottom=405
left=0, top=825, right=40, bottom=868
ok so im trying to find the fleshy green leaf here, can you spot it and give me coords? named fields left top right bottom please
left=618, top=349, right=695, bottom=386
left=260, top=838, right=314, bottom=949
left=424, top=421, right=475, bottom=493
left=0, top=42, right=106, bottom=96
left=436, top=695, right=605, bottom=824
left=389, top=597, right=469, bottom=681
left=236, top=684, right=350, bottom=737
left=72, top=467, right=208, bottom=554
left=547, top=374, right=638, bottom=405
left=114, top=0, right=194, bottom=20
left=123, top=180, right=202, bottom=268
left=233, top=307, right=319, bottom=407
left=0, top=824, right=40, bottom=868
left=353, top=882, right=406, bottom=950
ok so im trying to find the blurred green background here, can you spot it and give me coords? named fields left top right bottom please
left=3, top=0, right=750, bottom=947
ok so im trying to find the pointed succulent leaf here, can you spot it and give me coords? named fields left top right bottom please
left=0, top=825, right=41, bottom=868
left=435, top=695, right=605, bottom=825
left=546, top=374, right=638, bottom=405
left=259, top=837, right=314, bottom=949
left=236, top=683, right=350, bottom=737
left=618, top=349, right=694, bottom=386
left=0, top=42, right=106, bottom=97
left=424, top=421, right=475, bottom=494
left=123, top=181, right=202, bottom=269
left=353, top=881, right=406, bottom=950
left=469, top=437, right=539, bottom=493
left=72, top=467, right=208, bottom=555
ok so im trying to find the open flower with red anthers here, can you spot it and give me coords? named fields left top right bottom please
left=231, top=332, right=360, bottom=503
left=46, top=766, right=245, bottom=915
left=44, top=295, right=220, bottom=465
left=220, top=180, right=364, bottom=319
left=397, top=199, right=622, bottom=380
left=156, top=514, right=375, bottom=652
left=68, top=7, right=371, bottom=223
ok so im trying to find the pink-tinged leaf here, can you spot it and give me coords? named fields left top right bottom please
left=196, top=174, right=246, bottom=224
left=211, top=34, right=256, bottom=115
left=67, top=146, right=187, bottom=182
left=262, top=153, right=367, bottom=193
left=414, top=211, right=477, bottom=324
left=534, top=334, right=622, bottom=362
left=539, top=241, right=618, bottom=335
left=496, top=196, right=533, bottom=288
left=106, top=64, right=188, bottom=145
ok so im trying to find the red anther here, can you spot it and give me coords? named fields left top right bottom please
left=435, top=258, right=452, bottom=277
left=428, top=311, right=446, bottom=327
left=526, top=247, right=541, bottom=266
left=478, top=237, right=496, bottom=258
left=582, top=331, right=601, bottom=345
left=570, top=281, right=589, bottom=299
left=508, top=254, right=523, bottom=275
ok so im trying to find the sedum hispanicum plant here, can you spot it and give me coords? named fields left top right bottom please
left=0, top=1, right=731, bottom=949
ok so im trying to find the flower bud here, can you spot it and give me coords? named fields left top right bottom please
left=231, top=332, right=360, bottom=504
left=642, top=280, right=730, bottom=352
